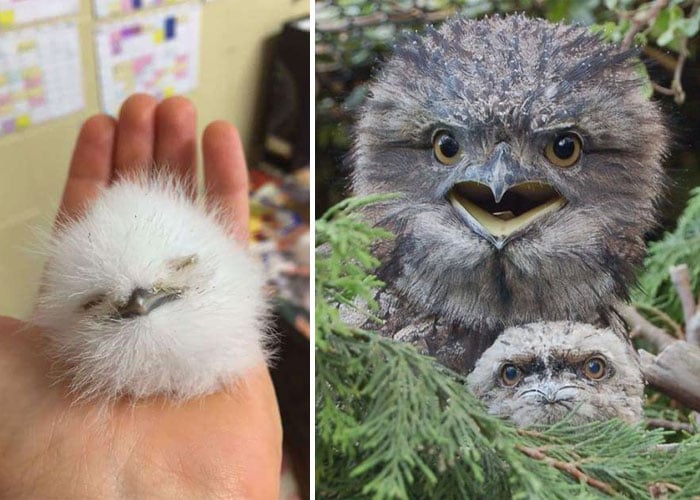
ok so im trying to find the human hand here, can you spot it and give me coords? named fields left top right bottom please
left=0, top=95, right=281, bottom=499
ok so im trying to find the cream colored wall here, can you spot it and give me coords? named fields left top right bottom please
left=0, top=0, right=309, bottom=318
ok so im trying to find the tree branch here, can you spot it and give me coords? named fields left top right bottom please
left=639, top=343, right=700, bottom=412
left=644, top=45, right=678, bottom=72
left=621, top=0, right=670, bottom=50
left=646, top=418, right=696, bottom=434
left=618, top=304, right=676, bottom=351
left=670, top=264, right=695, bottom=333
left=669, top=264, right=700, bottom=345
left=633, top=303, right=684, bottom=339
left=670, top=41, right=688, bottom=104
left=516, top=444, right=617, bottom=496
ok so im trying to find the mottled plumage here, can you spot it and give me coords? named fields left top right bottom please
left=467, top=322, right=644, bottom=426
left=351, top=15, right=668, bottom=372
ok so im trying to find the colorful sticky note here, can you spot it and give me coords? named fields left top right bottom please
left=94, top=5, right=200, bottom=114
left=17, top=40, right=37, bottom=53
left=165, top=17, right=176, bottom=40
left=0, top=23, right=83, bottom=136
left=2, top=119, right=15, bottom=134
left=0, top=10, right=15, bottom=27
left=16, top=115, right=31, bottom=129
left=0, top=1, right=78, bottom=24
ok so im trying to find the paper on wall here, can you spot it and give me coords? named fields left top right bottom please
left=94, top=3, right=200, bottom=115
left=93, top=0, right=182, bottom=19
left=0, top=22, right=84, bottom=137
left=0, top=0, right=80, bottom=28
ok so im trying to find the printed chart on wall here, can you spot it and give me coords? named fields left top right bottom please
left=93, top=0, right=180, bottom=19
left=0, top=23, right=84, bottom=137
left=94, top=3, right=201, bottom=115
left=0, top=0, right=80, bottom=28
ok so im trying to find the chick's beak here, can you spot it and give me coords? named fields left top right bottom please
left=449, top=143, right=566, bottom=248
left=116, top=287, right=182, bottom=319
left=519, top=381, right=579, bottom=405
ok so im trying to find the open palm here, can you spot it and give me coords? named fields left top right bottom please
left=0, top=95, right=281, bottom=499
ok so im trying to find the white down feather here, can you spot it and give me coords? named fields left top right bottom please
left=33, top=174, right=269, bottom=401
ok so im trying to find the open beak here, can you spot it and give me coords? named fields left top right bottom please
left=116, top=287, right=182, bottom=319
left=448, top=143, right=566, bottom=249
left=450, top=181, right=566, bottom=248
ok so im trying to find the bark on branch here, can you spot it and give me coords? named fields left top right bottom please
left=618, top=305, right=676, bottom=351
left=639, top=342, right=700, bottom=412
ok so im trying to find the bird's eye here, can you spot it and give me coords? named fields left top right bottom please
left=500, top=363, right=522, bottom=386
left=544, top=133, right=582, bottom=168
left=583, top=356, right=607, bottom=380
left=433, top=131, right=461, bottom=165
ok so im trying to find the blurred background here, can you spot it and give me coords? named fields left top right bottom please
left=0, top=1, right=310, bottom=498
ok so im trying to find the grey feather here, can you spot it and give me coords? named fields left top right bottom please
left=467, top=321, right=645, bottom=426
left=350, top=15, right=668, bottom=372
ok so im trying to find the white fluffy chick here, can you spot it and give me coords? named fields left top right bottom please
left=33, top=174, right=269, bottom=401
left=467, top=322, right=644, bottom=427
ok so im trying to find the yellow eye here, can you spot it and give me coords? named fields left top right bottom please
left=500, top=363, right=522, bottom=386
left=544, top=133, right=582, bottom=168
left=583, top=356, right=607, bottom=380
left=433, top=131, right=461, bottom=165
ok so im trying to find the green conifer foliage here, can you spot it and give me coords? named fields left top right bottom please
left=635, top=187, right=700, bottom=324
left=316, top=197, right=700, bottom=499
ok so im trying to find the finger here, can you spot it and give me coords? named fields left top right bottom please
left=58, top=114, right=116, bottom=222
left=202, top=121, right=250, bottom=243
left=113, top=94, right=158, bottom=179
left=154, top=97, right=198, bottom=194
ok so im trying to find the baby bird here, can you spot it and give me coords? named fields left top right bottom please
left=467, top=322, right=644, bottom=427
left=33, top=174, right=269, bottom=401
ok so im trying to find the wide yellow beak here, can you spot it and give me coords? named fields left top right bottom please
left=449, top=181, right=566, bottom=244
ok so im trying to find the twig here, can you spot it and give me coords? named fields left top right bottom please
left=618, top=0, right=691, bottom=104
left=644, top=45, right=679, bottom=72
left=633, top=303, right=684, bottom=339
left=651, top=82, right=678, bottom=96
left=517, top=444, right=617, bottom=496
left=670, top=42, right=688, bottom=104
left=646, top=417, right=696, bottom=434
left=649, top=482, right=682, bottom=497
left=668, top=264, right=700, bottom=346
left=621, top=0, right=669, bottom=50
left=618, top=305, right=676, bottom=351
left=670, top=264, right=695, bottom=333
left=517, top=429, right=547, bottom=439
left=639, top=344, right=700, bottom=412
left=652, top=443, right=681, bottom=453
